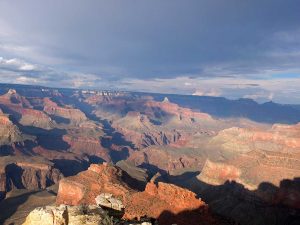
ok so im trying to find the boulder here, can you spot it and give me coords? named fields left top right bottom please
left=22, top=205, right=105, bottom=225
left=95, top=193, right=124, bottom=211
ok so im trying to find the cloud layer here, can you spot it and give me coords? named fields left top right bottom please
left=0, top=0, right=300, bottom=103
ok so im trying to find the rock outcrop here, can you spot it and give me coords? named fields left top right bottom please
left=197, top=157, right=300, bottom=205
left=191, top=158, right=300, bottom=225
left=0, top=112, right=30, bottom=145
left=212, top=123, right=300, bottom=154
left=0, top=157, right=63, bottom=200
left=127, top=146, right=204, bottom=175
left=0, top=89, right=32, bottom=107
left=90, top=95, right=221, bottom=150
left=198, top=160, right=242, bottom=187
left=56, top=163, right=223, bottom=225
left=0, top=90, right=55, bottom=129
left=18, top=108, right=55, bottom=129
left=23, top=204, right=155, bottom=225
left=112, top=111, right=184, bottom=148
left=62, top=121, right=111, bottom=162
left=95, top=193, right=124, bottom=211
left=23, top=205, right=106, bottom=225
left=144, top=100, right=212, bottom=121
left=125, top=182, right=214, bottom=225
left=56, top=163, right=135, bottom=206
left=43, top=98, right=87, bottom=123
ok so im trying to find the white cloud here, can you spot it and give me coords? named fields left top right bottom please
left=0, top=56, right=300, bottom=104
left=68, top=73, right=102, bottom=88
left=0, top=56, right=103, bottom=89
left=117, top=75, right=300, bottom=104
left=244, top=92, right=274, bottom=101
left=193, top=88, right=221, bottom=97
left=0, top=57, right=37, bottom=71
left=16, top=76, right=39, bottom=84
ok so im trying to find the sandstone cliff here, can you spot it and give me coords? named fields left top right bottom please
left=0, top=111, right=31, bottom=146
left=0, top=157, right=63, bottom=200
left=43, top=98, right=87, bottom=123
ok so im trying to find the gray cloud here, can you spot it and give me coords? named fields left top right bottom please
left=0, top=0, right=300, bottom=102
left=1, top=56, right=300, bottom=103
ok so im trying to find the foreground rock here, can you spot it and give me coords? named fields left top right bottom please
left=56, top=163, right=135, bottom=205
left=56, top=163, right=225, bottom=225
left=23, top=205, right=107, bottom=225
left=95, top=193, right=124, bottom=211
left=23, top=204, right=154, bottom=225
left=125, top=182, right=216, bottom=225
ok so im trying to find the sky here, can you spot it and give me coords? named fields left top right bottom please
left=0, top=0, right=300, bottom=104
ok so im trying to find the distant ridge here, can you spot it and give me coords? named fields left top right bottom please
left=0, top=83, right=299, bottom=124
left=145, top=93, right=300, bottom=124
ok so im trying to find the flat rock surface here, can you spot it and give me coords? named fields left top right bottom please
left=0, top=185, right=58, bottom=225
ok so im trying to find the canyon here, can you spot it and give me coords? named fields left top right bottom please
left=0, top=83, right=299, bottom=225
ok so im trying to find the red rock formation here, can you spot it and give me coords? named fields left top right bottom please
left=56, top=163, right=221, bottom=225
left=0, top=113, right=11, bottom=126
left=213, top=124, right=300, bottom=154
left=56, top=163, right=134, bottom=205
left=0, top=157, right=62, bottom=200
left=19, top=108, right=54, bottom=128
left=0, top=89, right=32, bottom=107
left=144, top=100, right=212, bottom=120
left=0, top=112, right=29, bottom=145
left=124, top=182, right=216, bottom=225
left=88, top=96, right=219, bottom=149
left=127, top=146, right=204, bottom=175
left=61, top=121, right=111, bottom=162
left=0, top=90, right=55, bottom=129
left=43, top=98, right=87, bottom=122
left=14, top=162, right=62, bottom=189
left=198, top=160, right=242, bottom=186
left=112, top=111, right=190, bottom=148
left=62, top=135, right=111, bottom=162
left=197, top=157, right=300, bottom=209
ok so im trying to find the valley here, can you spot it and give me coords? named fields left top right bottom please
left=0, top=83, right=299, bottom=225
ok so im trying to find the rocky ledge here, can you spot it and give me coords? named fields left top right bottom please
left=22, top=204, right=154, bottom=225
left=56, top=163, right=225, bottom=225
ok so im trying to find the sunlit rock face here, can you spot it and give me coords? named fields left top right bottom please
left=212, top=124, right=300, bottom=154
left=0, top=90, right=55, bottom=130
left=43, top=98, right=87, bottom=124
left=22, top=205, right=105, bottom=225
left=56, top=163, right=223, bottom=225
left=124, top=181, right=214, bottom=225
left=22, top=204, right=157, bottom=225
left=0, top=111, right=29, bottom=145
left=56, top=163, right=135, bottom=206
